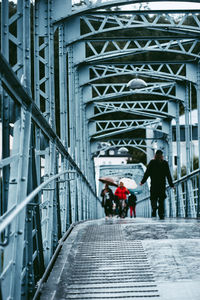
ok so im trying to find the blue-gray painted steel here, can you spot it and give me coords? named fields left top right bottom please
left=1, top=1, right=200, bottom=299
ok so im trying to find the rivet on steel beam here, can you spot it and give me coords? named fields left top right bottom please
left=10, top=178, right=17, bottom=184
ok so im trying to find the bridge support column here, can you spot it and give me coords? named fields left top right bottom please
left=168, top=119, right=176, bottom=218
left=196, top=62, right=200, bottom=218
left=146, top=128, right=154, bottom=163
left=3, top=108, right=31, bottom=300
left=175, top=102, right=185, bottom=217
left=185, top=83, right=196, bottom=218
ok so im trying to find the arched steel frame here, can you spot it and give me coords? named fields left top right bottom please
left=1, top=1, right=200, bottom=299
left=81, top=63, right=197, bottom=84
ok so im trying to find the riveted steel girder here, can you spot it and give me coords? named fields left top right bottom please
left=72, top=12, right=200, bottom=44
left=83, top=82, right=179, bottom=103
left=74, top=38, right=200, bottom=65
left=87, top=100, right=176, bottom=120
left=89, top=118, right=165, bottom=139
left=54, top=1, right=200, bottom=29
left=91, top=137, right=155, bottom=154
left=80, top=63, right=197, bottom=85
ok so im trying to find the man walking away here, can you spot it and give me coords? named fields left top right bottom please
left=140, top=149, right=174, bottom=220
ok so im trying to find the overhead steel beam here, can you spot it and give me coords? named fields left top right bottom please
left=80, top=63, right=197, bottom=85
left=87, top=100, right=176, bottom=120
left=53, top=0, right=200, bottom=24
left=62, top=11, right=200, bottom=46
left=83, top=82, right=180, bottom=103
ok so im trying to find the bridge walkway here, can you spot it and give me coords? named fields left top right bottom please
left=39, top=217, right=200, bottom=300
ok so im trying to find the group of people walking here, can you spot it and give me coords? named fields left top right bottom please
left=101, top=149, right=174, bottom=220
left=101, top=181, right=137, bottom=219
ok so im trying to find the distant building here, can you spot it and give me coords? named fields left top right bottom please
left=172, top=109, right=198, bottom=169
left=94, top=148, right=131, bottom=192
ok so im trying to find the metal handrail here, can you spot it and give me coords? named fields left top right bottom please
left=173, top=168, right=200, bottom=185
left=137, top=168, right=200, bottom=218
left=0, top=53, right=96, bottom=197
left=0, top=170, right=69, bottom=234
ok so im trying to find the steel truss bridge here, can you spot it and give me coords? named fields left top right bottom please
left=1, top=0, right=200, bottom=299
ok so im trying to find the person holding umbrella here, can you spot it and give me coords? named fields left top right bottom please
left=101, top=184, right=114, bottom=219
left=114, top=182, right=130, bottom=218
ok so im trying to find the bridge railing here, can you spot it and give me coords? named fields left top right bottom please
left=170, top=169, right=200, bottom=218
left=0, top=53, right=101, bottom=300
left=136, top=169, right=200, bottom=219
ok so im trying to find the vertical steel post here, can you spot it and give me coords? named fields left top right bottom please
left=197, top=62, right=200, bottom=218
left=2, top=108, right=32, bottom=300
left=59, top=25, right=68, bottom=148
left=74, top=67, right=82, bottom=220
left=67, top=44, right=77, bottom=223
left=176, top=101, right=185, bottom=217
left=185, top=83, right=196, bottom=217
left=185, top=83, right=190, bottom=218
left=23, top=204, right=35, bottom=299
left=34, top=0, right=57, bottom=264
left=168, top=119, right=176, bottom=217
left=1, top=1, right=32, bottom=298
left=17, top=0, right=31, bottom=93
left=59, top=156, right=68, bottom=233
left=146, top=128, right=154, bottom=164
left=67, top=45, right=76, bottom=159
left=1, top=0, right=10, bottom=215
left=58, top=22, right=71, bottom=227
left=34, top=0, right=56, bottom=127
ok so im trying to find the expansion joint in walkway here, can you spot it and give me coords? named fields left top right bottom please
left=55, top=222, right=159, bottom=299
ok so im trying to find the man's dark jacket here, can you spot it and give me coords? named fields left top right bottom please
left=141, top=159, right=174, bottom=198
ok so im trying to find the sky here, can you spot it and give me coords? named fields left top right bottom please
left=140, top=1, right=200, bottom=10
left=71, top=1, right=200, bottom=10
left=10, top=1, right=200, bottom=10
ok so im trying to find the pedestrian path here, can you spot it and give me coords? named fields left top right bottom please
left=40, top=217, right=200, bottom=300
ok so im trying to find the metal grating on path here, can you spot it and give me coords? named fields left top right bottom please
left=65, top=223, right=160, bottom=299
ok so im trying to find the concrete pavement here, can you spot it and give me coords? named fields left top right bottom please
left=40, top=217, right=200, bottom=300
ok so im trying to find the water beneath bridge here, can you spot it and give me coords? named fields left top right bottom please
left=39, top=217, right=200, bottom=300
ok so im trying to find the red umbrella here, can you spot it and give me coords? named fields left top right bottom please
left=99, top=177, right=118, bottom=187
